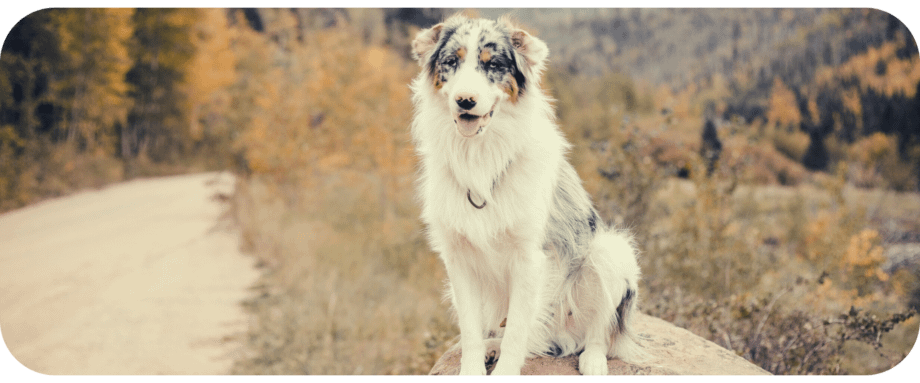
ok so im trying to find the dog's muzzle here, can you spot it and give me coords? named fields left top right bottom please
left=453, top=102, right=496, bottom=138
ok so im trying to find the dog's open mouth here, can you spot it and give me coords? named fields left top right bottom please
left=454, top=106, right=495, bottom=138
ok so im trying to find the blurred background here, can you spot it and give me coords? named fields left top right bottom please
left=1, top=8, right=919, bottom=375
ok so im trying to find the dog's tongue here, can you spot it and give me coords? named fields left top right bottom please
left=456, top=114, right=481, bottom=137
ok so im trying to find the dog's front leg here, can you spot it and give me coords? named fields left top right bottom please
left=491, top=248, right=545, bottom=375
left=444, top=261, right=488, bottom=375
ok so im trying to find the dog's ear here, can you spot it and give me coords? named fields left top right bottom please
left=509, top=28, right=549, bottom=77
left=498, top=16, right=548, bottom=79
left=411, top=23, right=444, bottom=66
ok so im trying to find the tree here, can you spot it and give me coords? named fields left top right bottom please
left=802, top=130, right=829, bottom=171
left=0, top=10, right=62, bottom=208
left=48, top=9, right=133, bottom=153
left=124, top=8, right=196, bottom=167
left=766, top=77, right=801, bottom=128
left=700, top=119, right=722, bottom=175
left=0, top=9, right=60, bottom=141
left=185, top=9, right=238, bottom=167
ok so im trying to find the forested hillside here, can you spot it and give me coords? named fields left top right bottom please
left=480, top=8, right=920, bottom=190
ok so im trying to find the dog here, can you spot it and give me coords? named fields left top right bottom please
left=409, top=14, right=644, bottom=375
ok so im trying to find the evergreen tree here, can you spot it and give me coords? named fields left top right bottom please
left=700, top=119, right=722, bottom=175
left=0, top=9, right=60, bottom=142
left=0, top=10, right=61, bottom=208
left=803, top=130, right=830, bottom=171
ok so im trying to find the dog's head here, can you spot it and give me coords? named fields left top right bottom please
left=412, top=15, right=548, bottom=138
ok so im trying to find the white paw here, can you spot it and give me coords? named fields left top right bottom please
left=459, top=361, right=487, bottom=375
left=490, top=360, right=522, bottom=375
left=578, top=350, right=609, bottom=375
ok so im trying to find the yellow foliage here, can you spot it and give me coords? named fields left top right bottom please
left=766, top=124, right=809, bottom=162
left=720, top=136, right=808, bottom=186
left=806, top=96, right=821, bottom=126
left=804, top=277, right=859, bottom=314
left=849, top=132, right=894, bottom=165
left=226, top=12, right=417, bottom=225
left=845, top=132, right=918, bottom=189
left=187, top=8, right=238, bottom=141
left=822, top=41, right=920, bottom=98
left=802, top=202, right=891, bottom=312
left=50, top=9, right=133, bottom=151
left=840, top=87, right=862, bottom=118
left=767, top=77, right=801, bottom=127
left=804, top=211, right=835, bottom=262
left=842, top=229, right=888, bottom=282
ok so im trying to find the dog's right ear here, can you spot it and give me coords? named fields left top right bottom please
left=411, top=24, right=444, bottom=66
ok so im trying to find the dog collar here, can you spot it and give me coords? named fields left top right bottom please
left=467, top=189, right=486, bottom=209
left=465, top=159, right=513, bottom=210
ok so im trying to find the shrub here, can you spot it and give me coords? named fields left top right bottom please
left=845, top=132, right=919, bottom=191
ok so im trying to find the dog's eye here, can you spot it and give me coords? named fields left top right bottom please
left=486, top=60, right=506, bottom=71
left=444, top=57, right=458, bottom=67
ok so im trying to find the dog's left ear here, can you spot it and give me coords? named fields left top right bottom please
left=411, top=23, right=444, bottom=66
left=508, top=27, right=548, bottom=78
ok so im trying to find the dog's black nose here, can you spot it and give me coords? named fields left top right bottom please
left=456, top=97, right=476, bottom=111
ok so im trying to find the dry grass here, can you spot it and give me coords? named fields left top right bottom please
left=636, top=162, right=919, bottom=374
left=229, top=172, right=457, bottom=375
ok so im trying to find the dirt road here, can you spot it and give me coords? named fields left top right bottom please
left=0, top=172, right=259, bottom=375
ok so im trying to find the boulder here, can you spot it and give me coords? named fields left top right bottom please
left=429, top=314, right=771, bottom=375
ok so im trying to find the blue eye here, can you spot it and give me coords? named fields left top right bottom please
left=486, top=61, right=499, bottom=70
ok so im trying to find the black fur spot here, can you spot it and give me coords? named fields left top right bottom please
left=503, top=36, right=527, bottom=93
left=615, top=287, right=635, bottom=334
left=588, top=210, right=598, bottom=233
left=511, top=56, right=527, bottom=93
left=426, top=26, right=458, bottom=80
left=475, top=35, right=526, bottom=96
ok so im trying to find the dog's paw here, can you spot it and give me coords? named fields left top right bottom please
left=578, top=350, right=609, bottom=375
left=490, top=360, right=522, bottom=375
left=459, top=361, right=487, bottom=375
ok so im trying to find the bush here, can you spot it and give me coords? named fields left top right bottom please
left=645, top=285, right=917, bottom=374
left=721, top=137, right=809, bottom=186
left=846, top=132, right=919, bottom=191
left=768, top=125, right=810, bottom=162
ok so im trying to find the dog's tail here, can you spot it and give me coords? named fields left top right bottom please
left=592, top=229, right=649, bottom=364
left=609, top=281, right=648, bottom=364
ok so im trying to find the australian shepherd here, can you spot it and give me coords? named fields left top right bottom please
left=410, top=14, right=644, bottom=375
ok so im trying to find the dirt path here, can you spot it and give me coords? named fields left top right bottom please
left=0, top=172, right=259, bottom=375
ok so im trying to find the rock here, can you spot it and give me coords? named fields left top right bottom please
left=429, top=314, right=771, bottom=375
